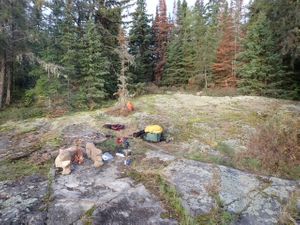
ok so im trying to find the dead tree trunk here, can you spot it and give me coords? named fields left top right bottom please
left=116, top=27, right=134, bottom=111
left=5, top=62, right=11, bottom=106
left=0, top=57, right=5, bottom=109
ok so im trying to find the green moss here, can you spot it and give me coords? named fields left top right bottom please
left=220, top=112, right=244, bottom=122
left=218, top=111, right=262, bottom=127
left=18, top=126, right=38, bottom=135
left=187, top=152, right=207, bottom=162
left=188, top=117, right=211, bottom=124
left=196, top=189, right=235, bottom=225
left=244, top=112, right=263, bottom=126
left=126, top=170, right=196, bottom=225
left=85, top=206, right=96, bottom=217
left=81, top=205, right=96, bottom=225
left=187, top=152, right=234, bottom=168
left=41, top=167, right=55, bottom=211
left=0, top=106, right=45, bottom=124
left=279, top=190, right=300, bottom=224
left=172, top=123, right=200, bottom=142
left=0, top=159, right=52, bottom=182
left=159, top=176, right=197, bottom=225
left=140, top=103, right=157, bottom=114
left=0, top=125, right=14, bottom=132
left=224, top=125, right=240, bottom=136
left=96, top=138, right=118, bottom=153
left=94, top=111, right=108, bottom=120
left=215, top=143, right=235, bottom=158
left=195, top=207, right=234, bottom=225
left=240, top=157, right=262, bottom=172
left=46, top=136, right=63, bottom=148
left=281, top=165, right=300, bottom=180
left=134, top=94, right=159, bottom=114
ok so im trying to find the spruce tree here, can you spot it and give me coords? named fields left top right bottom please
left=163, top=0, right=195, bottom=86
left=60, top=7, right=80, bottom=82
left=181, top=1, right=196, bottom=80
left=94, top=0, right=123, bottom=97
left=0, top=0, right=28, bottom=107
left=164, top=0, right=212, bottom=87
left=129, top=0, right=154, bottom=83
left=190, top=0, right=210, bottom=89
left=263, top=0, right=300, bottom=99
left=82, top=19, right=109, bottom=106
left=163, top=0, right=186, bottom=86
left=238, top=12, right=285, bottom=97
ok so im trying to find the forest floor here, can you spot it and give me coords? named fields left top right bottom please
left=0, top=93, right=299, bottom=225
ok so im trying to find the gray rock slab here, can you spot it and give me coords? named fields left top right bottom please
left=47, top=159, right=177, bottom=225
left=0, top=121, right=50, bottom=161
left=162, top=159, right=299, bottom=225
left=92, top=185, right=178, bottom=225
left=235, top=193, right=282, bottom=225
left=62, top=123, right=106, bottom=145
left=0, top=175, right=48, bottom=225
left=218, top=165, right=261, bottom=213
left=146, top=151, right=176, bottom=161
left=162, top=160, right=217, bottom=216
left=0, top=135, right=11, bottom=156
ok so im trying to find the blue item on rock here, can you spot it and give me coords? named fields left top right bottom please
left=102, top=152, right=114, bottom=162
left=124, top=159, right=132, bottom=166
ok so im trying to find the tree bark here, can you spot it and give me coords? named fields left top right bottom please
left=5, top=63, right=11, bottom=106
left=0, top=57, right=5, bottom=109
left=204, top=66, right=208, bottom=89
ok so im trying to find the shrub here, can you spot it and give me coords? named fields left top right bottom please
left=24, top=89, right=35, bottom=106
left=188, top=74, right=206, bottom=90
left=0, top=106, right=46, bottom=124
left=128, top=82, right=148, bottom=96
left=279, top=190, right=300, bottom=224
left=240, top=114, right=300, bottom=178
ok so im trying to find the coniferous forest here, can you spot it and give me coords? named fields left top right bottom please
left=1, top=2, right=300, bottom=224
left=0, top=0, right=299, bottom=112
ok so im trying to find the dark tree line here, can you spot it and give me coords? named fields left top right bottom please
left=0, top=0, right=299, bottom=111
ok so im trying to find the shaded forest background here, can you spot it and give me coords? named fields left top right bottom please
left=0, top=0, right=299, bottom=114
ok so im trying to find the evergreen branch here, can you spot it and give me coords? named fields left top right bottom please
left=17, top=52, right=65, bottom=79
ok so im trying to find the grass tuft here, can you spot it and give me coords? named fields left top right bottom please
left=126, top=170, right=197, bottom=224
left=0, top=159, right=52, bottom=182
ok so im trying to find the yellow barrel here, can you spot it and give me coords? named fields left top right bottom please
left=144, top=125, right=163, bottom=134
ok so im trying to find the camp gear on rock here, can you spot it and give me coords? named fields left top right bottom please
left=55, top=146, right=78, bottom=175
left=102, top=152, right=114, bottom=162
left=133, top=130, right=145, bottom=138
left=124, top=159, right=132, bottom=166
left=103, top=124, right=125, bottom=131
left=86, top=142, right=103, bottom=168
left=144, top=125, right=163, bottom=134
left=123, top=139, right=130, bottom=148
left=116, top=137, right=123, bottom=144
left=72, top=148, right=84, bottom=165
left=116, top=137, right=130, bottom=148
left=123, top=149, right=132, bottom=156
left=133, top=125, right=163, bottom=142
left=105, top=134, right=115, bottom=138
left=116, top=152, right=125, bottom=157
left=143, top=125, right=163, bottom=142
left=143, top=132, right=162, bottom=142
left=127, top=102, right=134, bottom=111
